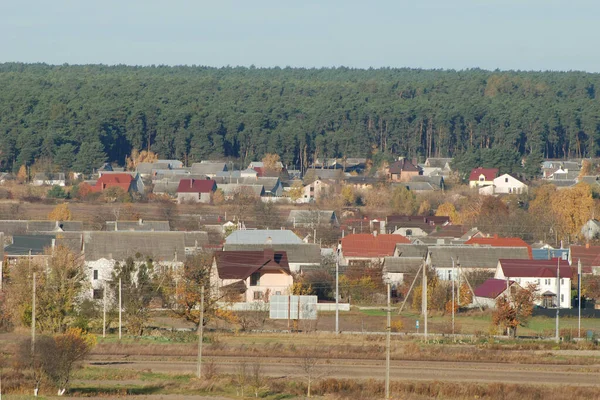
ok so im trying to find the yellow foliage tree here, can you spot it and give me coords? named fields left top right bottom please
left=261, top=153, right=282, bottom=172
left=341, top=185, right=356, bottom=206
left=435, top=202, right=459, bottom=223
left=578, top=159, right=593, bottom=180
left=17, top=165, right=27, bottom=183
left=288, top=180, right=304, bottom=202
left=125, top=149, right=158, bottom=171
left=48, top=203, right=72, bottom=221
left=551, top=183, right=594, bottom=239
left=418, top=200, right=432, bottom=216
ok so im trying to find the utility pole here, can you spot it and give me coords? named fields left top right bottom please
left=119, top=277, right=122, bottom=340
left=385, top=282, right=391, bottom=399
left=335, top=242, right=340, bottom=335
left=197, top=285, right=205, bottom=378
left=422, top=255, right=428, bottom=340
left=103, top=281, right=107, bottom=338
left=555, top=258, right=560, bottom=344
left=451, top=257, right=455, bottom=337
left=578, top=259, right=582, bottom=338
left=31, top=273, right=36, bottom=354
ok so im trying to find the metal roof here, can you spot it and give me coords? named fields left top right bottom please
left=225, top=229, right=303, bottom=245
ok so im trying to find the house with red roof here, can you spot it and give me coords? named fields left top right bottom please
left=91, top=173, right=140, bottom=194
left=387, top=158, right=422, bottom=182
left=473, top=278, right=517, bottom=309
left=569, top=244, right=599, bottom=274
left=495, top=259, right=572, bottom=308
left=176, top=178, right=216, bottom=204
left=340, top=232, right=411, bottom=267
left=465, top=235, right=533, bottom=259
left=469, top=167, right=499, bottom=188
left=211, top=247, right=293, bottom=303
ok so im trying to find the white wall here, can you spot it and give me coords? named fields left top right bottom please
left=495, top=268, right=571, bottom=308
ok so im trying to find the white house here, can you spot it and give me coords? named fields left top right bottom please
left=480, top=174, right=528, bottom=195
left=495, top=259, right=572, bottom=309
left=302, top=179, right=332, bottom=201
left=32, top=173, right=66, bottom=187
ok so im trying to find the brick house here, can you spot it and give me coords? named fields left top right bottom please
left=176, top=178, right=216, bottom=204
left=387, top=158, right=422, bottom=182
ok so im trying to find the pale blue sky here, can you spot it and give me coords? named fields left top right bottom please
left=0, top=0, right=597, bottom=72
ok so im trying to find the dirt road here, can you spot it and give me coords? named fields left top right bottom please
left=88, top=357, right=600, bottom=386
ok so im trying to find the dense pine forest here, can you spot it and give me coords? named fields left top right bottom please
left=0, top=63, right=599, bottom=173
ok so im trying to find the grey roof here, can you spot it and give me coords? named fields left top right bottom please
left=425, top=158, right=453, bottom=169
left=183, top=231, right=209, bottom=248
left=395, top=244, right=429, bottom=258
left=410, top=175, right=444, bottom=189
left=224, top=243, right=321, bottom=264
left=137, top=162, right=168, bottom=175
left=214, top=177, right=279, bottom=192
left=565, top=170, right=580, bottom=180
left=401, top=182, right=436, bottom=191
left=562, top=161, right=580, bottom=171
left=152, top=180, right=181, bottom=195
left=217, top=183, right=264, bottom=197
left=225, top=229, right=303, bottom=245
left=303, top=169, right=344, bottom=182
left=428, top=246, right=530, bottom=269
left=83, top=231, right=185, bottom=262
left=580, top=176, right=600, bottom=186
left=411, top=237, right=466, bottom=246
left=152, top=169, right=192, bottom=179
left=287, top=210, right=337, bottom=225
left=551, top=179, right=577, bottom=188
left=190, top=162, right=228, bottom=175
left=0, top=220, right=83, bottom=235
left=383, top=257, right=423, bottom=273
left=5, top=235, right=54, bottom=255
left=156, top=159, right=184, bottom=169
left=105, top=220, right=171, bottom=232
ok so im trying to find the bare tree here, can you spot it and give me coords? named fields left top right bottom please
left=297, top=346, right=327, bottom=398
left=249, top=362, right=268, bottom=398
left=234, top=360, right=248, bottom=397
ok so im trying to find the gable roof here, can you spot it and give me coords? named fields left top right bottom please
left=388, top=158, right=421, bottom=174
left=465, top=236, right=533, bottom=258
left=569, top=245, right=600, bottom=273
left=83, top=231, right=185, bottom=262
left=428, top=225, right=471, bottom=238
left=92, top=173, right=134, bottom=192
left=190, top=162, right=228, bottom=175
left=469, top=167, right=499, bottom=181
left=342, top=233, right=411, bottom=258
left=214, top=249, right=290, bottom=279
left=4, top=235, right=54, bottom=256
left=429, top=246, right=530, bottom=269
left=425, top=158, right=453, bottom=169
left=176, top=179, right=216, bottom=194
left=288, top=210, right=337, bottom=224
left=105, top=220, right=170, bottom=232
left=225, top=229, right=303, bottom=245
left=223, top=243, right=321, bottom=264
left=383, top=257, right=423, bottom=273
left=498, top=259, right=572, bottom=278
left=0, top=220, right=83, bottom=235
left=474, top=278, right=515, bottom=299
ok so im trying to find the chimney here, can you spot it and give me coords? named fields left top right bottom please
left=373, top=230, right=378, bottom=237
left=51, top=238, right=56, bottom=249
left=138, top=218, right=143, bottom=226
left=264, top=236, right=274, bottom=260
left=190, top=179, right=193, bottom=189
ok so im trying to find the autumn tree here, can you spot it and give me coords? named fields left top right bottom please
left=159, top=253, right=216, bottom=328
left=5, top=246, right=86, bottom=333
left=288, top=180, right=304, bottom=203
left=48, top=203, right=72, bottom=221
left=17, top=164, right=28, bottom=183
left=112, top=256, right=155, bottom=336
left=418, top=200, right=432, bottom=216
left=341, top=185, right=356, bottom=206
left=125, top=149, right=158, bottom=171
left=261, top=153, right=282, bottom=173
left=551, top=183, right=594, bottom=240
left=578, top=159, right=593, bottom=180
left=492, top=283, right=539, bottom=337
left=435, top=202, right=459, bottom=223
left=72, top=182, right=92, bottom=200
left=390, top=186, right=416, bottom=215
left=211, top=188, right=225, bottom=205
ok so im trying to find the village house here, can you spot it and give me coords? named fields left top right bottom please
left=301, top=179, right=332, bottom=201
left=190, top=161, right=229, bottom=178
left=472, top=278, right=517, bottom=309
left=387, top=158, right=422, bottom=182
left=288, top=210, right=339, bottom=228
left=105, top=219, right=171, bottom=232
left=340, top=233, right=411, bottom=267
left=386, top=215, right=450, bottom=236
left=217, top=183, right=265, bottom=200
left=176, top=178, right=216, bottom=204
left=91, top=172, right=145, bottom=194
left=568, top=244, right=600, bottom=274
left=468, top=167, right=499, bottom=188
left=211, top=247, right=294, bottom=303
left=464, top=235, right=533, bottom=258
left=494, top=259, right=572, bottom=308
left=225, top=229, right=304, bottom=245
left=223, top=242, right=321, bottom=273
left=479, top=174, right=528, bottom=195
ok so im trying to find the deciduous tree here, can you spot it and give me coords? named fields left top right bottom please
left=492, top=283, right=539, bottom=337
left=48, top=203, right=72, bottom=221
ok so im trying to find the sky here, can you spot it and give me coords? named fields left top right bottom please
left=0, top=0, right=598, bottom=72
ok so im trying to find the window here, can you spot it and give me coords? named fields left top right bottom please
left=93, top=270, right=98, bottom=280
left=505, top=177, right=509, bottom=183
left=93, top=289, right=104, bottom=300
left=406, top=229, right=413, bottom=236
left=479, top=176, right=485, bottom=181
left=253, top=291, right=263, bottom=300
left=275, top=291, right=281, bottom=295
left=545, top=279, right=550, bottom=285
left=560, top=294, right=564, bottom=303
left=537, top=279, right=540, bottom=284
left=560, top=279, right=564, bottom=285
left=250, top=272, right=260, bottom=286
left=447, top=270, right=452, bottom=280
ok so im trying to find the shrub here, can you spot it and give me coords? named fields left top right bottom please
left=47, top=185, right=68, bottom=199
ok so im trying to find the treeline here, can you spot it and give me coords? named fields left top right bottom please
left=1, top=63, right=599, bottom=173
